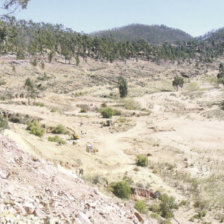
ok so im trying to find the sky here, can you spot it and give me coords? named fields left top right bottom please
left=13, top=0, right=224, bottom=37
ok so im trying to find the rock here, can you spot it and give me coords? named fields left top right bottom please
left=34, top=208, right=45, bottom=217
left=24, top=202, right=35, bottom=214
left=76, top=212, right=91, bottom=224
left=134, top=212, right=144, bottom=224
left=14, top=203, right=26, bottom=215
left=0, top=170, right=10, bottom=179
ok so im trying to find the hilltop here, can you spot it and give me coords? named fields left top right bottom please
left=91, top=24, right=193, bottom=44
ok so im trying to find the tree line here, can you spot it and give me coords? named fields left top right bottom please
left=0, top=16, right=223, bottom=64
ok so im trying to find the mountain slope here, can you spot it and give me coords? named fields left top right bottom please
left=91, top=24, right=193, bottom=44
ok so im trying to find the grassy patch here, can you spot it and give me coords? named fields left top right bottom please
left=120, top=98, right=140, bottom=110
left=48, top=135, right=66, bottom=145
left=50, top=108, right=57, bottom=113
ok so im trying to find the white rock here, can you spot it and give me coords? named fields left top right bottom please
left=0, top=169, right=10, bottom=179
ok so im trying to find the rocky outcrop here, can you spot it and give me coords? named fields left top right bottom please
left=0, top=135, right=145, bottom=223
left=131, top=187, right=156, bottom=199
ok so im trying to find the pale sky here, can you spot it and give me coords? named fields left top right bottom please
left=14, top=0, right=224, bottom=37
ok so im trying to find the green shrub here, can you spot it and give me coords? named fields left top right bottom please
left=112, top=181, right=131, bottom=199
left=37, top=73, right=50, bottom=81
left=113, top=109, right=122, bottom=116
left=33, top=102, right=44, bottom=107
left=149, top=204, right=160, bottom=213
left=101, top=107, right=114, bottom=118
left=159, top=194, right=176, bottom=218
left=52, top=124, right=68, bottom=134
left=0, top=79, right=6, bottom=86
left=194, top=210, right=207, bottom=219
left=0, top=115, right=9, bottom=132
left=16, top=49, right=25, bottom=59
left=31, top=58, right=37, bottom=66
left=101, top=102, right=107, bottom=107
left=136, top=155, right=148, bottom=167
left=172, top=76, right=184, bottom=90
left=48, top=136, right=66, bottom=145
left=150, top=213, right=159, bottom=219
left=80, top=107, right=87, bottom=113
left=135, top=200, right=147, bottom=214
left=50, top=108, right=57, bottom=113
left=27, top=120, right=44, bottom=137
left=41, top=61, right=45, bottom=69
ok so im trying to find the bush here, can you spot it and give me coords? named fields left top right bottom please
left=194, top=210, right=207, bottom=219
left=0, top=79, right=6, bottom=86
left=118, top=76, right=128, bottom=98
left=0, top=115, right=9, bottom=132
left=135, top=200, right=147, bottom=214
left=136, top=155, right=148, bottom=167
left=50, top=108, right=57, bottom=113
left=52, top=124, right=68, bottom=134
left=41, top=61, right=45, bottom=69
left=80, top=106, right=87, bottom=113
left=16, top=49, right=25, bottom=59
left=33, top=102, right=44, bottom=107
left=101, top=102, right=107, bottom=107
left=112, top=181, right=131, bottom=199
left=27, top=120, right=44, bottom=137
left=48, top=136, right=66, bottom=145
left=172, top=76, right=184, bottom=90
left=159, top=194, right=176, bottom=218
left=101, top=107, right=114, bottom=118
left=31, top=58, right=37, bottom=66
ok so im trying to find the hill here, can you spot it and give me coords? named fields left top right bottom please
left=199, top=27, right=224, bottom=42
left=91, top=24, right=193, bottom=44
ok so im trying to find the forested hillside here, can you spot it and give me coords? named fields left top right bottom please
left=0, top=16, right=223, bottom=63
left=91, top=24, right=192, bottom=44
left=200, top=27, right=224, bottom=42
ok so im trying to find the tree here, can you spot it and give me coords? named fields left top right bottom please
left=118, top=76, right=128, bottom=98
left=48, top=51, right=55, bottom=63
left=24, top=78, right=35, bottom=104
left=217, top=63, right=224, bottom=80
left=172, top=76, right=184, bottom=90
left=0, top=115, right=9, bottom=132
left=0, top=0, right=30, bottom=15
left=76, top=55, right=80, bottom=66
